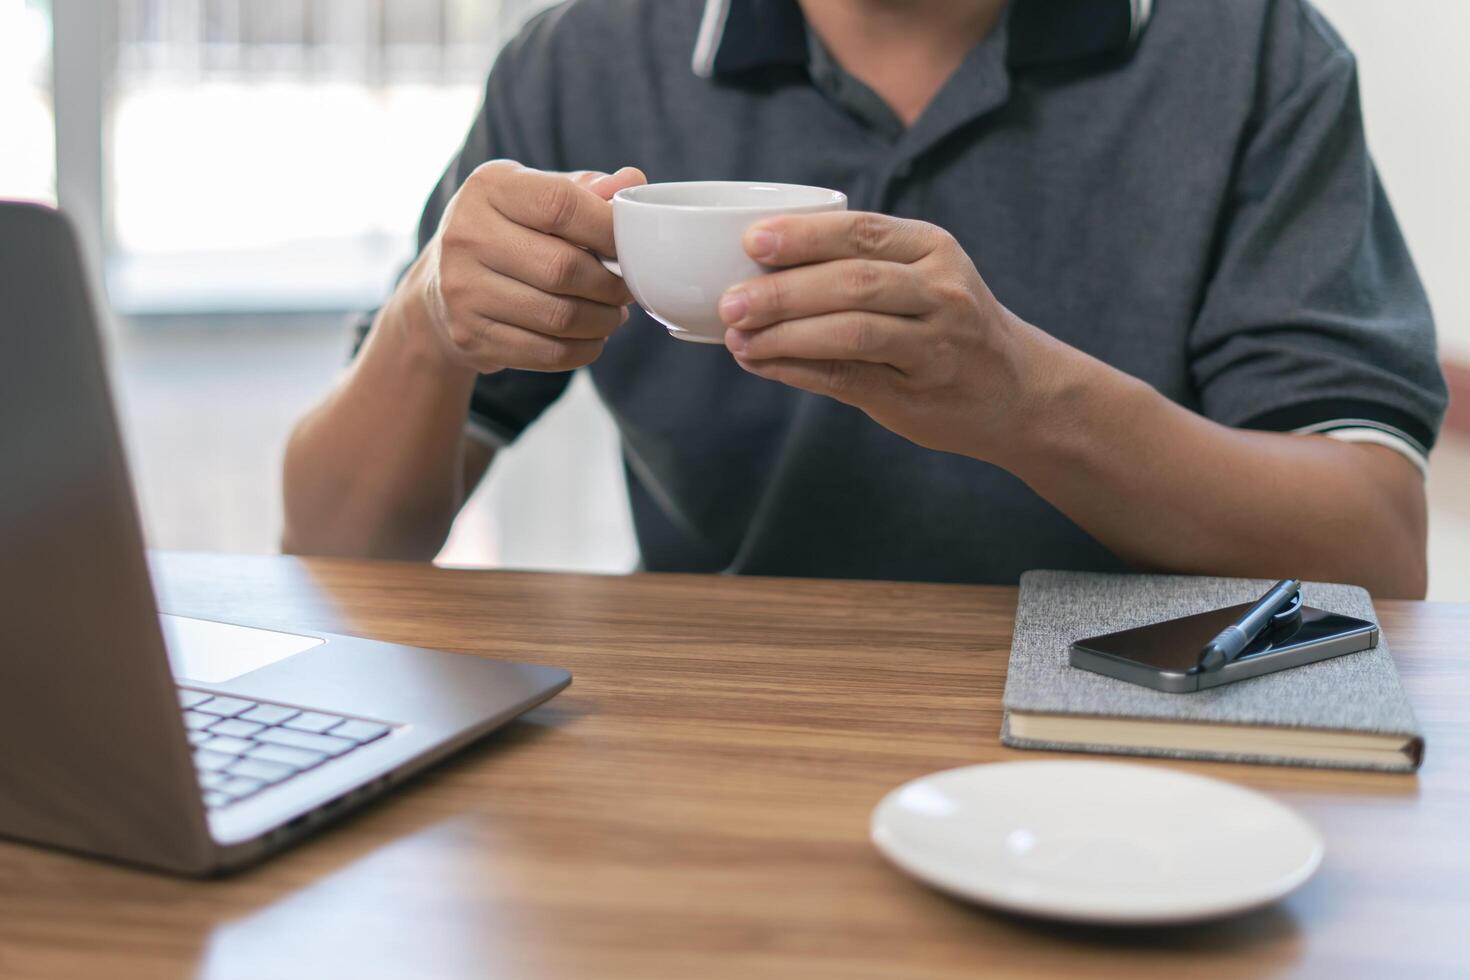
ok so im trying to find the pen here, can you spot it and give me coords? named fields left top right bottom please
left=1197, top=579, right=1301, bottom=673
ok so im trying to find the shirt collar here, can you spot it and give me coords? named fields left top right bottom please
left=691, top=0, right=1152, bottom=78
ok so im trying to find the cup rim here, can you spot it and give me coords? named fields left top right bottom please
left=612, top=180, right=847, bottom=212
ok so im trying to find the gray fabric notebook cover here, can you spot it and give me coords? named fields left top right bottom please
left=1000, top=570, right=1423, bottom=772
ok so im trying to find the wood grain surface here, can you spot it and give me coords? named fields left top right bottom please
left=1, top=552, right=1467, bottom=979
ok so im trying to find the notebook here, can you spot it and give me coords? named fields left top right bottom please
left=1000, top=570, right=1425, bottom=772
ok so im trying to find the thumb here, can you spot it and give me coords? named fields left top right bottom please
left=587, top=166, right=647, bottom=201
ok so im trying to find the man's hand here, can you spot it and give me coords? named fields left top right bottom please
left=282, top=161, right=644, bottom=560
left=717, top=211, right=1429, bottom=597
left=396, top=161, right=646, bottom=377
left=718, top=212, right=1049, bottom=462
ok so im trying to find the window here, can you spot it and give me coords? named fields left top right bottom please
left=0, top=0, right=54, bottom=204
left=60, top=0, right=555, bottom=312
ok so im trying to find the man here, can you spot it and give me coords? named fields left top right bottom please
left=283, top=0, right=1447, bottom=597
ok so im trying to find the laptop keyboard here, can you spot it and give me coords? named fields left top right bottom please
left=178, top=688, right=397, bottom=810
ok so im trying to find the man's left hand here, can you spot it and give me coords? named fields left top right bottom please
left=719, top=211, right=1055, bottom=462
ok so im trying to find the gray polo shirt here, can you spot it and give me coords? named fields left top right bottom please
left=375, top=0, right=1447, bottom=584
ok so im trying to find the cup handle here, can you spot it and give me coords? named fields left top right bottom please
left=597, top=254, right=622, bottom=278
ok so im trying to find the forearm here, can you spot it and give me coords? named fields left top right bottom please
left=999, top=333, right=1428, bottom=598
left=282, top=283, right=482, bottom=560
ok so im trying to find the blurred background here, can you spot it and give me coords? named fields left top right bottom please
left=2, top=0, right=1466, bottom=597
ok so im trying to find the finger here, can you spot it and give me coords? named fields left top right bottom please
left=470, top=212, right=631, bottom=306
left=723, top=311, right=919, bottom=369
left=461, top=265, right=628, bottom=340
left=744, top=211, right=939, bottom=267
left=587, top=166, right=647, bottom=201
left=454, top=316, right=607, bottom=373
left=732, top=355, right=902, bottom=403
left=718, top=259, right=929, bottom=330
left=479, top=161, right=618, bottom=254
left=566, top=169, right=610, bottom=188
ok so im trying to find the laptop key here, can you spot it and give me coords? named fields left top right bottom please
left=238, top=703, right=300, bottom=726
left=193, top=749, right=237, bottom=772
left=328, top=720, right=391, bottom=744
left=254, top=727, right=356, bottom=757
left=182, top=710, right=215, bottom=730
left=203, top=791, right=232, bottom=808
left=219, top=776, right=266, bottom=800
left=194, top=695, right=258, bottom=718
left=208, top=717, right=265, bottom=738
left=247, top=743, right=328, bottom=770
left=198, top=770, right=230, bottom=789
left=227, top=757, right=296, bottom=784
left=282, top=711, right=347, bottom=734
left=200, top=735, right=254, bottom=756
left=177, top=689, right=210, bottom=709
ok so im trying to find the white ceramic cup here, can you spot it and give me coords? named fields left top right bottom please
left=606, top=181, right=848, bottom=343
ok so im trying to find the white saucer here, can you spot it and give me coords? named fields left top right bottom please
left=871, top=761, right=1323, bottom=925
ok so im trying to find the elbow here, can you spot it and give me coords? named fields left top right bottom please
left=279, top=523, right=315, bottom=558
left=278, top=419, right=369, bottom=559
left=280, top=446, right=450, bottom=562
left=280, top=515, right=446, bottom=563
left=278, top=395, right=456, bottom=562
left=1358, top=475, right=1429, bottom=601
left=1372, top=545, right=1428, bottom=601
left=1329, top=443, right=1429, bottom=601
left=1304, top=524, right=1424, bottom=600
left=1372, top=553, right=1428, bottom=601
left=280, top=421, right=326, bottom=557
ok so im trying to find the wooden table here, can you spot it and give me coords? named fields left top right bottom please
left=2, top=553, right=1467, bottom=979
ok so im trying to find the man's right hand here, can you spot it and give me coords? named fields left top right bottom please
left=394, top=161, right=646, bottom=376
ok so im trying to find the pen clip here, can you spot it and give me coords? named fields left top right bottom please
left=1262, top=590, right=1304, bottom=638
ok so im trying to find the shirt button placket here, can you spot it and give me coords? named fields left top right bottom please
left=872, top=158, right=913, bottom=212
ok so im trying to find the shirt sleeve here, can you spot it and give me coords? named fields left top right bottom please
left=1187, top=6, right=1448, bottom=466
left=352, top=7, right=577, bottom=447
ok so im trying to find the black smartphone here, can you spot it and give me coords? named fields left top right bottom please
left=1069, top=602, right=1378, bottom=692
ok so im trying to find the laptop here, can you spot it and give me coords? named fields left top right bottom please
left=0, top=201, right=571, bottom=874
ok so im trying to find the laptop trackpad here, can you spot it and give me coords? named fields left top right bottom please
left=161, top=614, right=325, bottom=683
